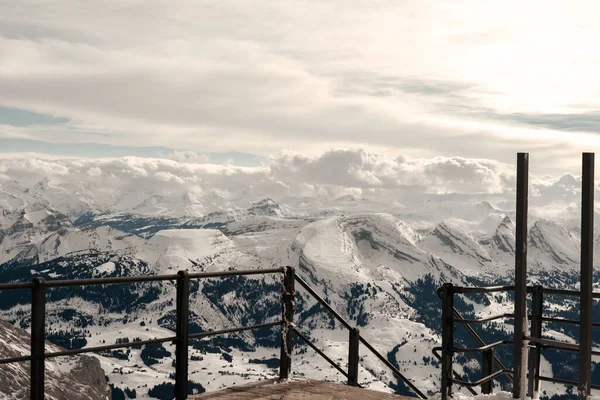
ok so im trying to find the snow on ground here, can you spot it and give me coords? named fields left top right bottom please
left=2, top=190, right=598, bottom=399
left=142, top=228, right=263, bottom=273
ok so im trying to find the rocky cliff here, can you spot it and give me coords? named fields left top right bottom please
left=0, top=320, right=111, bottom=400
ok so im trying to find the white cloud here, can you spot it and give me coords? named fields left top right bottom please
left=0, top=150, right=590, bottom=214
left=86, top=166, right=102, bottom=177
left=163, top=151, right=210, bottom=164
left=1, top=1, right=600, bottom=173
left=268, top=150, right=515, bottom=195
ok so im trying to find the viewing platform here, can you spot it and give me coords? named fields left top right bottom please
left=190, top=378, right=416, bottom=400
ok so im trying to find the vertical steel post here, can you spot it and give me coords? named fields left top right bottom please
left=348, top=327, right=360, bottom=386
left=175, top=271, right=190, bottom=400
left=482, top=349, right=494, bottom=395
left=513, top=152, right=529, bottom=399
left=528, top=285, right=543, bottom=399
left=30, top=277, right=46, bottom=400
left=441, top=283, right=454, bottom=400
left=579, top=152, right=594, bottom=399
left=279, top=266, right=295, bottom=380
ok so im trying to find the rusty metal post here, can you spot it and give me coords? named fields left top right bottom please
left=175, top=270, right=190, bottom=400
left=482, top=349, right=494, bottom=395
left=579, top=153, right=594, bottom=399
left=31, top=277, right=46, bottom=400
left=279, top=266, right=295, bottom=379
left=513, top=152, right=529, bottom=399
left=528, top=285, right=543, bottom=399
left=441, top=283, right=454, bottom=400
left=348, top=327, right=360, bottom=386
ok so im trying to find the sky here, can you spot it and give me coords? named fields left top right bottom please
left=1, top=1, right=600, bottom=182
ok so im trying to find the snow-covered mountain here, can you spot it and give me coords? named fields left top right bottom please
left=0, top=178, right=596, bottom=399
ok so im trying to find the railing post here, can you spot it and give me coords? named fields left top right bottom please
left=30, top=277, right=46, bottom=400
left=482, top=349, right=494, bottom=394
left=279, top=266, right=295, bottom=380
left=348, top=327, right=360, bottom=386
left=528, top=285, right=543, bottom=399
left=175, top=270, right=190, bottom=400
left=513, top=152, right=529, bottom=399
left=441, top=283, right=454, bottom=400
left=579, top=152, right=594, bottom=400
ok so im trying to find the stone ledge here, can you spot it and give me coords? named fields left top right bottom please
left=190, top=378, right=417, bottom=399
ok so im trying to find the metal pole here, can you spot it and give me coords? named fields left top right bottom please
left=348, top=327, right=360, bottom=386
left=175, top=270, right=190, bottom=400
left=30, top=277, right=46, bottom=400
left=482, top=349, right=494, bottom=395
left=579, top=152, right=594, bottom=399
left=513, top=152, right=529, bottom=399
left=528, top=285, right=543, bottom=399
left=441, top=283, right=454, bottom=400
left=279, top=266, right=295, bottom=380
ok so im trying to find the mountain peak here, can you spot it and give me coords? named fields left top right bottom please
left=246, top=198, right=283, bottom=217
left=336, top=194, right=359, bottom=202
left=499, top=215, right=513, bottom=227
left=253, top=197, right=277, bottom=206
left=488, top=216, right=515, bottom=254
left=423, top=220, right=492, bottom=266
left=529, top=219, right=579, bottom=266
left=476, top=201, right=498, bottom=211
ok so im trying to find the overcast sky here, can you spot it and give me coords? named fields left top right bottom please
left=1, top=0, right=600, bottom=176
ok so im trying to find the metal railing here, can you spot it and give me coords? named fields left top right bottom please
left=293, top=274, right=427, bottom=398
left=437, top=282, right=600, bottom=399
left=0, top=266, right=426, bottom=399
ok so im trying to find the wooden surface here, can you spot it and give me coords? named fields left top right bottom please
left=190, top=378, right=417, bottom=399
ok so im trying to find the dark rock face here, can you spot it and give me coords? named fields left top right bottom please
left=0, top=320, right=111, bottom=400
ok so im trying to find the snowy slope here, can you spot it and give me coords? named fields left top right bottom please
left=0, top=182, right=598, bottom=399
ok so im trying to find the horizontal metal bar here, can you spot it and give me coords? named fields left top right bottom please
left=0, top=354, right=32, bottom=364
left=188, top=267, right=285, bottom=279
left=451, top=285, right=515, bottom=294
left=359, top=335, right=427, bottom=399
left=442, top=284, right=600, bottom=298
left=431, top=347, right=478, bottom=396
left=294, top=274, right=353, bottom=331
left=45, top=336, right=178, bottom=358
left=455, top=311, right=514, bottom=382
left=528, top=339, right=600, bottom=357
left=0, top=281, right=34, bottom=291
left=538, top=375, right=600, bottom=390
left=188, top=321, right=282, bottom=340
left=542, top=288, right=582, bottom=296
left=451, top=340, right=513, bottom=354
left=526, top=337, right=579, bottom=352
left=541, top=316, right=580, bottom=326
left=541, top=287, right=600, bottom=299
left=45, top=274, right=178, bottom=288
left=540, top=316, right=600, bottom=328
left=292, top=327, right=349, bottom=378
left=454, top=369, right=512, bottom=387
left=38, top=267, right=284, bottom=288
left=455, top=313, right=514, bottom=324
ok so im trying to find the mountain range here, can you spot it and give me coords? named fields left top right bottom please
left=0, top=178, right=597, bottom=399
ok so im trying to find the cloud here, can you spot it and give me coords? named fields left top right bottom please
left=268, top=150, right=517, bottom=196
left=163, top=151, right=210, bottom=164
left=0, top=150, right=589, bottom=217
left=86, top=166, right=102, bottom=177
left=1, top=0, right=600, bottom=173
